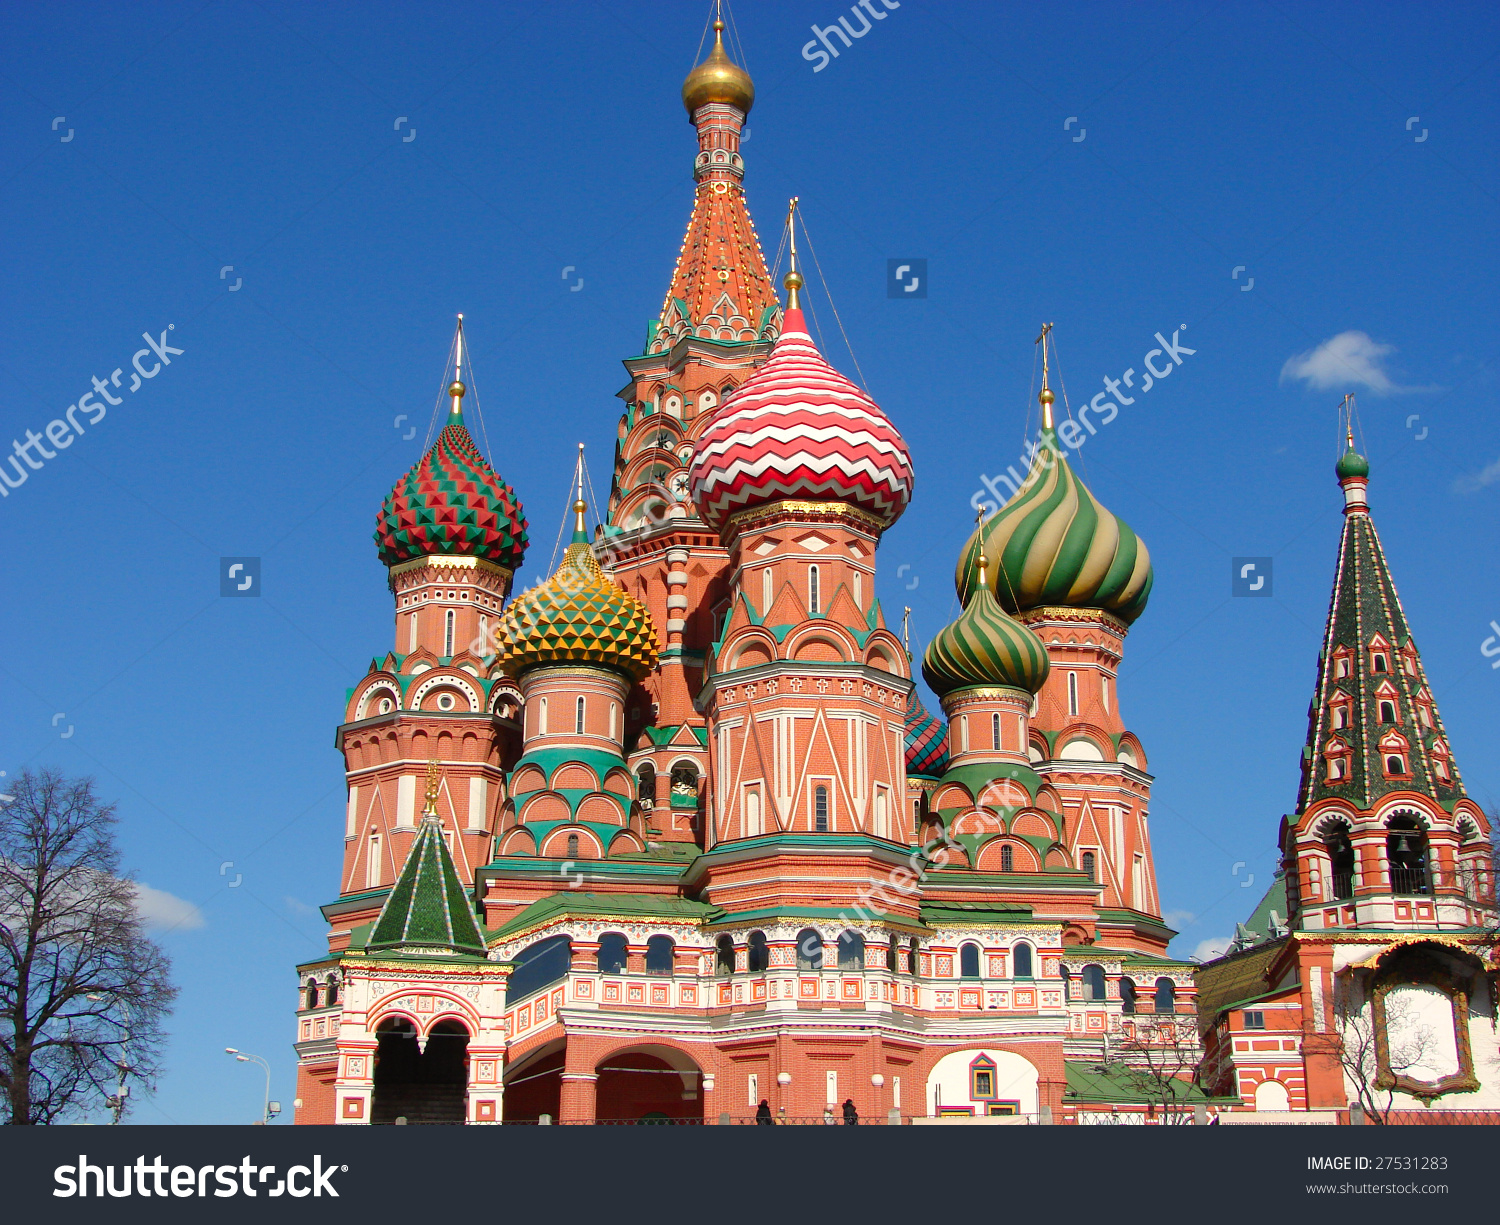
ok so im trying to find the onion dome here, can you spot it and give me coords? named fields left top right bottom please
left=904, top=689, right=950, bottom=779
left=376, top=391, right=528, bottom=570
left=1336, top=444, right=1370, bottom=480
left=957, top=388, right=1151, bottom=624
left=495, top=500, right=659, bottom=682
left=682, top=19, right=754, bottom=117
left=689, top=288, right=914, bottom=533
left=923, top=554, right=1050, bottom=698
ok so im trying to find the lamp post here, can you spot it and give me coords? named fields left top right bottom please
left=87, top=994, right=131, bottom=1125
left=225, top=1048, right=278, bottom=1124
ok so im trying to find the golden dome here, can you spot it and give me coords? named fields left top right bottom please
left=682, top=20, right=754, bottom=117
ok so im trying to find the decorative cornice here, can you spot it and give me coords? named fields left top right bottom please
left=723, top=498, right=885, bottom=541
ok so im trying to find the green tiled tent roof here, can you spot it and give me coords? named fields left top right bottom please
left=368, top=816, right=487, bottom=956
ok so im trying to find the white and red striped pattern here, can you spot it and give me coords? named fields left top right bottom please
left=689, top=307, right=914, bottom=532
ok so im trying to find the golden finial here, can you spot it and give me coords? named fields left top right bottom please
left=1036, top=322, right=1055, bottom=430
left=783, top=197, right=803, bottom=308
left=423, top=759, right=441, bottom=815
left=450, top=314, right=466, bottom=414
left=1343, top=392, right=1356, bottom=448
left=902, top=605, right=912, bottom=657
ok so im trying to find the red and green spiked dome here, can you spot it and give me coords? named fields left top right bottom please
left=375, top=395, right=529, bottom=570
left=923, top=558, right=1051, bottom=698
left=956, top=390, right=1152, bottom=623
left=494, top=502, right=660, bottom=683
left=904, top=689, right=950, bottom=779
left=689, top=297, right=914, bottom=533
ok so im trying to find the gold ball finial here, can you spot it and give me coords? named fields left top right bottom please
left=783, top=270, right=804, bottom=291
left=1039, top=388, right=1054, bottom=406
left=449, top=380, right=466, bottom=399
left=574, top=498, right=587, bottom=515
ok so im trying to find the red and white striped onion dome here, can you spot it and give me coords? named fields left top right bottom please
left=688, top=306, right=914, bottom=533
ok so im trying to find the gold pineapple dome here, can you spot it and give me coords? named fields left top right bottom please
left=682, top=20, right=754, bottom=117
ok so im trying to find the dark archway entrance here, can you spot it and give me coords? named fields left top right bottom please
left=501, top=1042, right=563, bottom=1123
left=595, top=1046, right=704, bottom=1123
left=371, top=1017, right=470, bottom=1124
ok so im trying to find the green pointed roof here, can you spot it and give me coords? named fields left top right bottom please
left=957, top=410, right=1152, bottom=623
left=1297, top=458, right=1464, bottom=813
left=368, top=814, right=487, bottom=956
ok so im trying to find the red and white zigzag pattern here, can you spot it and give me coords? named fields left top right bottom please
left=689, top=308, right=914, bottom=531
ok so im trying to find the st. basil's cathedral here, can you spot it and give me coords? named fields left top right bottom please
left=291, top=20, right=1496, bottom=1125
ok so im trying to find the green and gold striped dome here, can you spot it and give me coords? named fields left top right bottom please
left=957, top=414, right=1152, bottom=624
left=922, top=562, right=1050, bottom=698
left=495, top=505, right=660, bottom=682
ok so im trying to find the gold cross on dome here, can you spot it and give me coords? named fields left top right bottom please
left=424, top=760, right=440, bottom=811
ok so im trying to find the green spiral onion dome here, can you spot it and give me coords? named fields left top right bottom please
left=922, top=572, right=1050, bottom=698
left=956, top=421, right=1152, bottom=624
left=376, top=405, right=529, bottom=570
left=495, top=514, right=660, bottom=683
left=1336, top=445, right=1370, bottom=480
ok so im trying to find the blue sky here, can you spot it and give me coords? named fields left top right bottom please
left=1, top=1, right=1495, bottom=1124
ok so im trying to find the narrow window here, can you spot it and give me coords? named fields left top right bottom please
left=1373, top=653, right=1387, bottom=673
left=575, top=696, right=585, bottom=735
left=1385, top=755, right=1405, bottom=775
left=959, top=716, right=969, bottom=753
left=444, top=608, right=455, bottom=657
left=1120, top=977, right=1136, bottom=1014
left=960, top=943, right=981, bottom=978
left=762, top=566, right=773, bottom=613
left=645, top=935, right=675, bottom=976
left=367, top=833, right=381, bottom=887
left=1013, top=942, right=1033, bottom=978
left=1379, top=700, right=1396, bottom=723
left=1332, top=704, right=1347, bottom=730
left=1132, top=855, right=1146, bottom=906
left=908, top=938, right=920, bottom=976
left=1082, top=964, right=1106, bottom=1001
left=1082, top=850, right=1096, bottom=881
left=478, top=614, right=489, bottom=656
left=566, top=833, right=579, bottom=858
left=716, top=934, right=735, bottom=976
left=408, top=611, right=419, bottom=653
left=1068, top=672, right=1079, bottom=716
left=854, top=571, right=863, bottom=608
left=306, top=983, right=319, bottom=1010
left=1154, top=978, right=1176, bottom=1014
left=327, top=979, right=339, bottom=1006
left=1000, top=844, right=1014, bottom=872
left=1101, top=675, right=1110, bottom=714
left=745, top=787, right=762, bottom=838
left=748, top=931, right=769, bottom=973
left=808, top=565, right=821, bottom=615
left=609, top=702, right=617, bottom=740
left=538, top=696, right=548, bottom=736
left=796, top=928, right=822, bottom=971
left=991, top=712, right=1001, bottom=750
left=814, top=785, right=829, bottom=832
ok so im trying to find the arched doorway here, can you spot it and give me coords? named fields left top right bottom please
left=594, top=1045, right=704, bottom=1123
left=371, top=1017, right=470, bottom=1124
left=501, top=1040, right=563, bottom=1123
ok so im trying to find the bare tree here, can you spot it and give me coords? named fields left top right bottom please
left=1334, top=981, right=1436, bottom=1125
left=1112, top=1016, right=1203, bottom=1125
left=0, top=769, right=176, bottom=1124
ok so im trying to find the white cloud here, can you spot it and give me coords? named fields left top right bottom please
left=284, top=896, right=319, bottom=918
left=132, top=883, right=204, bottom=932
left=1162, top=909, right=1196, bottom=928
left=1192, top=936, right=1231, bottom=963
left=1453, top=455, right=1500, bottom=495
left=1279, top=330, right=1415, bottom=394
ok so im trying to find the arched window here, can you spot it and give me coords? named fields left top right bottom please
left=1060, top=964, right=1072, bottom=1000
left=1153, top=977, right=1176, bottom=1015
left=908, top=937, right=920, bottom=976
left=444, top=609, right=455, bottom=657
left=1013, top=942, right=1034, bottom=979
left=715, top=934, right=735, bottom=976
left=645, top=935, right=675, bottom=976
left=744, top=787, right=762, bottom=838
left=538, top=696, right=548, bottom=736
left=1385, top=753, right=1407, bottom=776
left=575, top=696, right=586, bottom=735
left=508, top=936, right=572, bottom=1000
left=637, top=762, right=656, bottom=807
left=1120, top=977, right=1137, bottom=1014
left=808, top=565, right=821, bottom=615
left=959, top=942, right=981, bottom=979
left=326, top=978, right=339, bottom=1007
left=1326, top=825, right=1355, bottom=899
left=796, top=928, right=823, bottom=971
left=1387, top=817, right=1429, bottom=895
left=1081, top=850, right=1096, bottom=881
left=1082, top=964, right=1106, bottom=1001
left=762, top=567, right=773, bottom=613
left=597, top=932, right=628, bottom=974
left=888, top=933, right=899, bottom=975
left=566, top=833, right=579, bottom=858
left=837, top=930, right=865, bottom=972
left=1000, top=844, right=1014, bottom=873
left=1379, top=700, right=1396, bottom=723
left=1067, top=671, right=1079, bottom=715
left=991, top=712, right=1001, bottom=750
left=305, top=983, right=319, bottom=1010
left=1373, top=652, right=1387, bottom=673
left=747, top=930, right=769, bottom=973
left=814, top=785, right=830, bottom=832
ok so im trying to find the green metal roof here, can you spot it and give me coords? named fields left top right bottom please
left=367, top=816, right=487, bottom=956
left=491, top=891, right=721, bottom=941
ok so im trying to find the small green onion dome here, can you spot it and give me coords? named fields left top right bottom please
left=922, top=569, right=1050, bottom=699
left=494, top=527, right=660, bottom=683
left=956, top=427, right=1152, bottom=624
left=1336, top=446, right=1370, bottom=480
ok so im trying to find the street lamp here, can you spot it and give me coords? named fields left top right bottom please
left=87, top=994, right=131, bottom=1125
left=225, top=1048, right=279, bottom=1124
